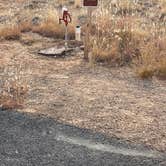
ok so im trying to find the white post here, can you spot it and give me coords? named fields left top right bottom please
left=76, top=26, right=81, bottom=41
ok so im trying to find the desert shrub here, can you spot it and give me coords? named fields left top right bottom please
left=0, top=25, right=21, bottom=40
left=89, top=14, right=143, bottom=65
left=32, top=9, right=75, bottom=39
left=32, top=18, right=64, bottom=38
left=0, top=21, right=32, bottom=40
left=0, top=9, right=75, bottom=41
left=19, top=20, right=32, bottom=32
left=134, top=38, right=166, bottom=79
left=87, top=0, right=166, bottom=79
left=0, top=65, right=29, bottom=110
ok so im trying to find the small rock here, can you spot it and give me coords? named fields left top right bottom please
left=0, top=15, right=8, bottom=23
left=32, top=16, right=41, bottom=26
left=38, top=47, right=74, bottom=57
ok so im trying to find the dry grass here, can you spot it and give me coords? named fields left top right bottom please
left=32, top=18, right=64, bottom=39
left=0, top=9, right=75, bottom=40
left=156, top=59, right=166, bottom=79
left=89, top=16, right=143, bottom=65
left=0, top=66, right=29, bottom=110
left=19, top=21, right=32, bottom=33
left=0, top=25, right=21, bottom=40
left=135, top=39, right=166, bottom=79
left=136, top=59, right=166, bottom=80
left=0, top=81, right=28, bottom=109
left=88, top=0, right=166, bottom=79
left=0, top=21, right=32, bottom=40
left=32, top=9, right=75, bottom=39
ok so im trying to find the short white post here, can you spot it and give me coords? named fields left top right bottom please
left=75, top=26, right=81, bottom=41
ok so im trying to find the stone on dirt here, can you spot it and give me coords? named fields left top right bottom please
left=38, top=46, right=74, bottom=57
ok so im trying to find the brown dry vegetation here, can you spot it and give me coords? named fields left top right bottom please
left=0, top=8, right=75, bottom=40
left=0, top=20, right=75, bottom=41
left=0, top=21, right=33, bottom=40
left=0, top=25, right=21, bottom=40
left=135, top=39, right=166, bottom=79
left=0, top=68, right=29, bottom=110
left=88, top=0, right=166, bottom=79
left=0, top=80, right=28, bottom=109
left=32, top=18, right=75, bottom=39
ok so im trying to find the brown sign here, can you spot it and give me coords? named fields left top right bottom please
left=83, top=0, right=98, bottom=6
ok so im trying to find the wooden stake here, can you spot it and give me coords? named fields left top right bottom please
left=65, top=25, right=68, bottom=52
left=84, top=7, right=92, bottom=60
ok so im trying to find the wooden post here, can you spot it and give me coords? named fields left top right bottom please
left=84, top=8, right=92, bottom=60
left=83, top=0, right=98, bottom=60
left=65, top=25, right=68, bottom=52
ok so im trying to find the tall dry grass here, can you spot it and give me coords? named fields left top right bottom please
left=88, top=0, right=166, bottom=79
left=0, top=65, right=29, bottom=110
left=32, top=9, right=75, bottom=39
left=0, top=25, right=21, bottom=40
left=0, top=9, right=75, bottom=40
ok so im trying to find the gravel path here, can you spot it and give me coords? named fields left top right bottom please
left=0, top=109, right=165, bottom=166
left=0, top=0, right=166, bottom=164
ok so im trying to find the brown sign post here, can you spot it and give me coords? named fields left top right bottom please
left=83, top=0, right=98, bottom=60
left=83, top=0, right=98, bottom=6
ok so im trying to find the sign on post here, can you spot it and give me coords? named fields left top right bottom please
left=83, top=0, right=98, bottom=6
left=83, top=0, right=98, bottom=60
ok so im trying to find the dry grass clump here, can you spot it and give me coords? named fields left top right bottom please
left=135, top=39, right=166, bottom=79
left=116, top=0, right=140, bottom=15
left=136, top=58, right=166, bottom=79
left=0, top=9, right=75, bottom=41
left=32, top=18, right=64, bottom=38
left=19, top=21, right=32, bottom=33
left=0, top=21, right=32, bottom=40
left=88, top=0, right=166, bottom=79
left=32, top=21, right=75, bottom=40
left=89, top=15, right=143, bottom=65
left=0, top=25, right=21, bottom=40
left=156, top=58, right=166, bottom=79
left=32, top=10, right=75, bottom=39
left=0, top=66, right=29, bottom=110
left=90, top=37, right=119, bottom=64
left=0, top=80, right=28, bottom=109
left=90, top=30, right=142, bottom=65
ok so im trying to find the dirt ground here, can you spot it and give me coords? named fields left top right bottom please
left=0, top=0, right=166, bottom=155
left=0, top=32, right=166, bottom=153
